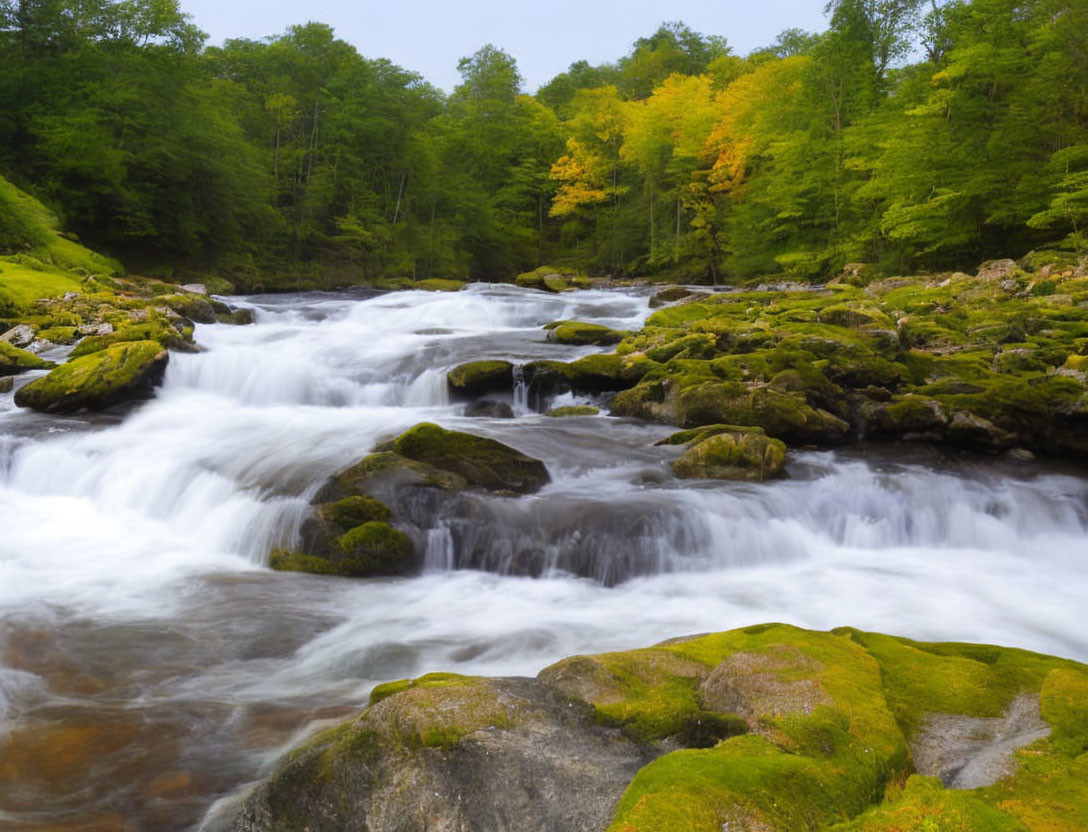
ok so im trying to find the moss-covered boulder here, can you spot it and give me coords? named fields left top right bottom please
left=649, top=286, right=700, bottom=307
left=545, top=320, right=626, bottom=346
left=515, top=266, right=590, bottom=292
left=546, top=405, right=600, bottom=417
left=447, top=360, right=514, bottom=399
left=666, top=426, right=787, bottom=481
left=0, top=340, right=52, bottom=375
left=14, top=340, right=168, bottom=413
left=392, top=422, right=549, bottom=495
left=159, top=293, right=217, bottom=324
left=415, top=278, right=466, bottom=292
left=234, top=624, right=1088, bottom=832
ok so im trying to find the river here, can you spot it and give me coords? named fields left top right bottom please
left=1, top=284, right=1086, bottom=830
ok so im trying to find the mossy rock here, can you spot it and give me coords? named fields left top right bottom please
left=0, top=341, right=52, bottom=375
left=649, top=286, right=699, bottom=307
left=546, top=405, right=600, bottom=417
left=545, top=320, right=626, bottom=346
left=334, top=522, right=414, bottom=576
left=14, top=340, right=168, bottom=413
left=565, top=353, right=651, bottom=392
left=35, top=325, right=79, bottom=344
left=393, top=422, right=549, bottom=495
left=317, top=495, right=391, bottom=530
left=676, top=382, right=850, bottom=444
left=217, top=308, right=255, bottom=325
left=159, top=293, right=217, bottom=324
left=670, top=429, right=787, bottom=482
left=447, top=360, right=514, bottom=398
left=70, top=319, right=193, bottom=357
left=235, top=624, right=1088, bottom=832
left=515, top=266, right=588, bottom=292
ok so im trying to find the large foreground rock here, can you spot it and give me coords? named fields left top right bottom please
left=232, top=624, right=1088, bottom=832
left=14, top=340, right=168, bottom=413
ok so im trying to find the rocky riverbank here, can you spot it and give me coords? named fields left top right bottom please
left=232, top=623, right=1088, bottom=832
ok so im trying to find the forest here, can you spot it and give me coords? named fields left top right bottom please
left=2, top=0, right=1086, bottom=288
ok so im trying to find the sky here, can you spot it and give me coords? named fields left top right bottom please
left=179, top=0, right=830, bottom=92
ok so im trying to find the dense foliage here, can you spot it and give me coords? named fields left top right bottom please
left=1, top=0, right=1086, bottom=285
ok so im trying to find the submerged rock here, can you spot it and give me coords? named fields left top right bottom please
left=546, top=405, right=600, bottom=417
left=464, top=399, right=515, bottom=418
left=14, top=340, right=168, bottom=413
left=234, top=624, right=1088, bottom=832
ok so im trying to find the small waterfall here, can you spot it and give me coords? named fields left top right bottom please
left=424, top=525, right=455, bottom=571
left=511, top=365, right=529, bottom=414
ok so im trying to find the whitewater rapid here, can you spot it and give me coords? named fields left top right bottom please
left=0, top=284, right=1086, bottom=831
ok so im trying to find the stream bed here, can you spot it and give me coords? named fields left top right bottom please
left=1, top=284, right=1086, bottom=830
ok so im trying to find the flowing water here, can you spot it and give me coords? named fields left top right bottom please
left=1, top=284, right=1086, bottom=831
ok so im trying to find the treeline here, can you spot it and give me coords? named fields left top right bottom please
left=1, top=0, right=1086, bottom=286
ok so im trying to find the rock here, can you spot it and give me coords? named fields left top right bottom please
left=231, top=676, right=652, bottom=832
left=447, top=360, right=514, bottom=399
left=649, top=286, right=698, bottom=307
left=231, top=624, right=1088, bottom=832
left=0, top=376, right=12, bottom=393
left=669, top=427, right=787, bottom=481
left=217, top=308, right=255, bottom=326
left=14, top=340, right=168, bottom=413
left=77, top=322, right=114, bottom=337
left=675, top=382, right=850, bottom=444
left=566, top=353, right=649, bottom=392
left=392, top=422, right=549, bottom=495
left=977, top=259, right=1020, bottom=282
left=911, top=694, right=1051, bottom=790
left=515, top=266, right=589, bottom=293
left=464, top=399, right=515, bottom=418
left=544, top=320, right=625, bottom=346
left=159, top=294, right=217, bottom=324
left=0, top=324, right=35, bottom=348
left=0, top=341, right=53, bottom=375
left=546, top=405, right=600, bottom=417
left=178, top=283, right=208, bottom=295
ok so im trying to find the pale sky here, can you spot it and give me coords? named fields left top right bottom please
left=179, top=0, right=830, bottom=92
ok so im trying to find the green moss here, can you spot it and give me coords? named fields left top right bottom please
left=1039, top=667, right=1088, bottom=756
left=317, top=495, right=391, bottom=530
left=671, top=430, right=787, bottom=481
left=676, top=381, right=849, bottom=443
left=0, top=341, right=52, bottom=374
left=447, top=360, right=513, bottom=395
left=158, top=294, right=217, bottom=324
left=546, top=405, right=600, bottom=417
left=392, top=422, right=549, bottom=494
left=0, top=259, right=85, bottom=315
left=35, top=325, right=79, bottom=344
left=70, top=319, right=192, bottom=357
left=545, top=320, right=626, bottom=345
left=515, top=265, right=588, bottom=292
left=14, top=340, right=167, bottom=413
left=829, top=775, right=1025, bottom=832
left=269, top=548, right=338, bottom=576
left=335, top=522, right=414, bottom=577
left=368, top=672, right=471, bottom=706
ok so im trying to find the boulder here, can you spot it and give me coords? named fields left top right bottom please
left=546, top=405, right=600, bottom=417
left=179, top=282, right=208, bottom=295
left=665, top=426, right=787, bottom=481
left=0, top=324, right=35, bottom=347
left=447, top=360, right=514, bottom=399
left=14, top=340, right=168, bottom=413
left=231, top=676, right=652, bottom=832
left=392, top=422, right=549, bottom=495
left=977, top=259, right=1020, bottom=282
left=544, top=321, right=625, bottom=346
left=676, top=382, right=850, bottom=444
left=0, top=376, right=12, bottom=393
left=649, top=286, right=698, bottom=307
left=234, top=624, right=1088, bottom=832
